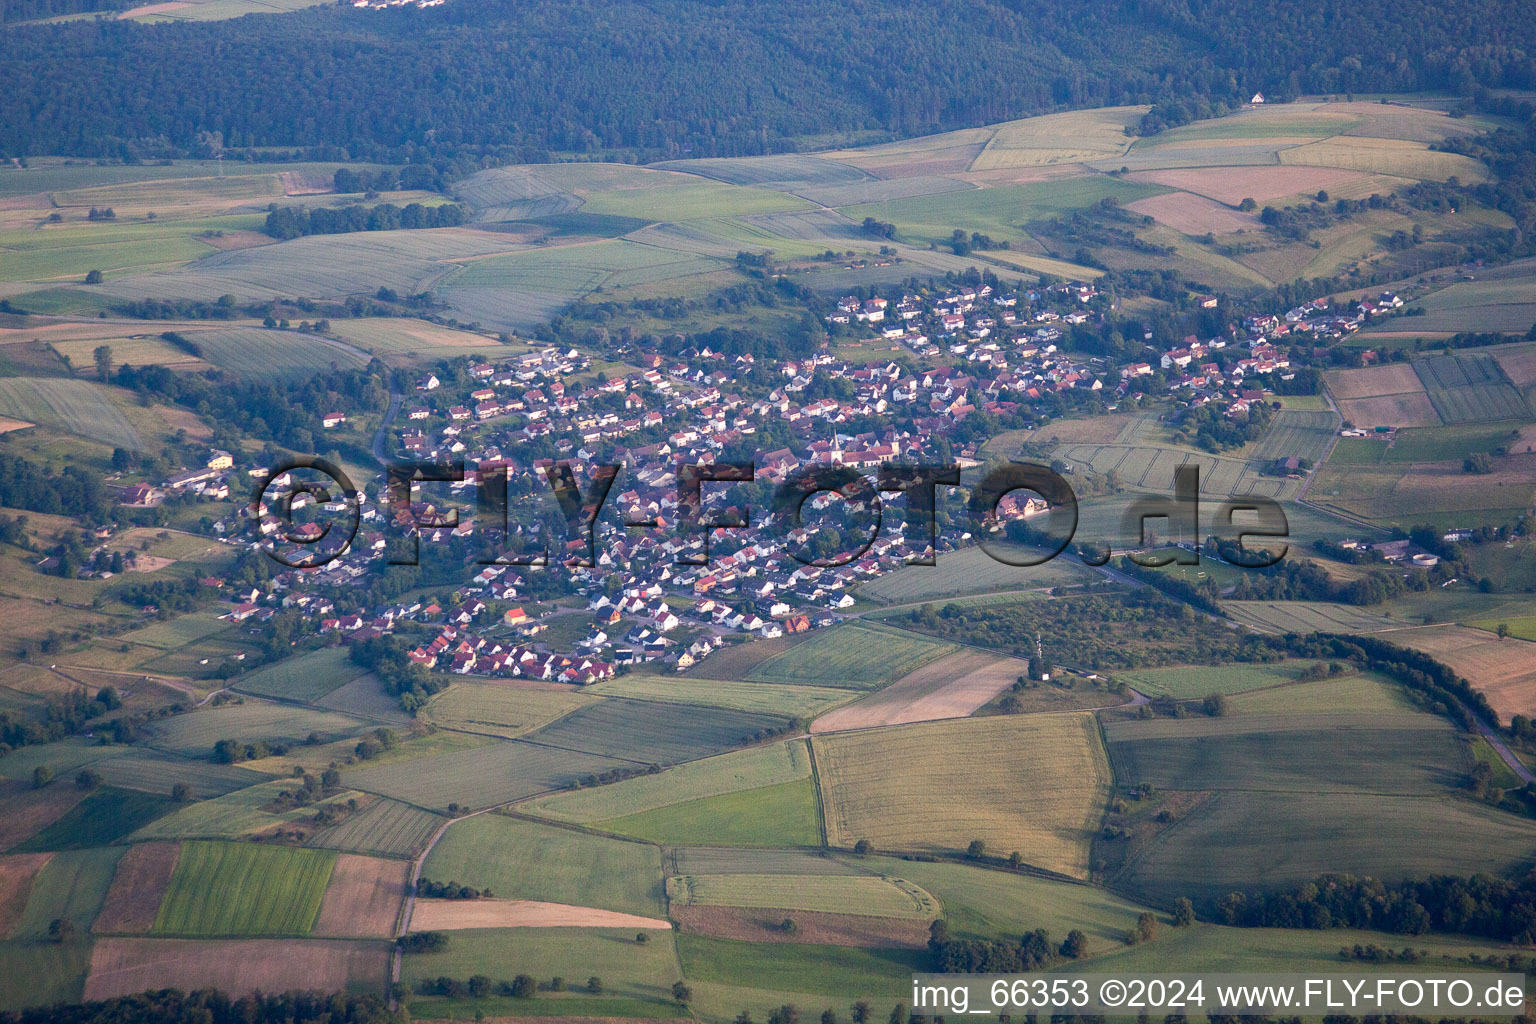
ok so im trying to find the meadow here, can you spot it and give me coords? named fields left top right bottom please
left=813, top=713, right=1110, bottom=876
left=667, top=873, right=936, bottom=918
left=1116, top=791, right=1536, bottom=906
left=1227, top=672, right=1412, bottom=714
left=143, top=701, right=366, bottom=755
left=130, top=779, right=364, bottom=842
left=421, top=813, right=665, bottom=916
left=151, top=841, right=336, bottom=936
left=593, top=778, right=822, bottom=848
left=1221, top=600, right=1403, bottom=634
left=401, top=927, right=683, bottom=1016
left=854, top=544, right=1096, bottom=603
left=230, top=647, right=370, bottom=703
left=342, top=736, right=631, bottom=811
left=745, top=621, right=956, bottom=689
left=1110, top=661, right=1317, bottom=699
left=524, top=739, right=812, bottom=824
left=13, top=788, right=175, bottom=852
left=524, top=697, right=788, bottom=765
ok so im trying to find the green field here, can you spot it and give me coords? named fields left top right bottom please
left=401, top=927, right=683, bottom=1017
left=12, top=788, right=175, bottom=852
left=746, top=621, right=956, bottom=689
left=596, top=778, right=822, bottom=847
left=583, top=673, right=854, bottom=717
left=1227, top=672, right=1413, bottom=714
left=422, top=682, right=594, bottom=738
left=524, top=697, right=788, bottom=765
left=840, top=176, right=1174, bottom=246
left=305, top=798, right=446, bottom=859
left=0, top=377, right=144, bottom=449
left=1116, top=791, right=1536, bottom=906
left=1110, top=661, right=1321, bottom=699
left=181, top=328, right=369, bottom=381
left=855, top=544, right=1096, bottom=604
left=144, top=701, right=366, bottom=755
left=342, top=735, right=626, bottom=811
left=1104, top=711, right=1467, bottom=795
left=113, top=614, right=232, bottom=651
left=422, top=813, right=664, bottom=916
left=151, top=841, right=336, bottom=936
left=130, top=779, right=364, bottom=842
left=676, top=934, right=921, bottom=1019
left=0, top=938, right=92, bottom=1011
left=231, top=647, right=370, bottom=703
left=668, top=873, right=936, bottom=918
left=524, top=739, right=811, bottom=823
left=11, top=846, right=124, bottom=940
left=1222, top=600, right=1403, bottom=634
left=1468, top=615, right=1536, bottom=641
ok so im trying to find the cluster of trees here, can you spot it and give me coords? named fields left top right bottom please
left=349, top=635, right=439, bottom=711
left=0, top=686, right=119, bottom=757
left=0, top=990, right=398, bottom=1024
left=0, top=453, right=112, bottom=521
left=417, top=973, right=605, bottom=998
left=333, top=165, right=443, bottom=194
left=7, top=0, right=1536, bottom=163
left=262, top=201, right=467, bottom=240
left=416, top=877, right=491, bottom=899
left=1219, top=872, right=1536, bottom=942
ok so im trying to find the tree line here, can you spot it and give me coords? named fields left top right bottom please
left=262, top=202, right=467, bottom=240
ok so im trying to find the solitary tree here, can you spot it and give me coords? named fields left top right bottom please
left=93, top=344, right=113, bottom=383
left=672, top=981, right=693, bottom=1005
left=851, top=1001, right=871, bottom=1024
left=853, top=839, right=873, bottom=855
left=31, top=765, right=51, bottom=789
left=1134, top=911, right=1158, bottom=944
left=1173, top=897, right=1196, bottom=927
left=966, top=839, right=986, bottom=860
left=1061, top=929, right=1089, bottom=959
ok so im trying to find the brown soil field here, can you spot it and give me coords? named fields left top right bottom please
left=0, top=780, right=92, bottom=851
left=956, top=163, right=1090, bottom=187
left=1130, top=166, right=1374, bottom=206
left=0, top=195, right=51, bottom=211
left=1336, top=393, right=1442, bottom=428
left=1126, top=192, right=1259, bottom=235
left=93, top=842, right=180, bottom=935
left=0, top=853, right=53, bottom=938
left=672, top=904, right=929, bottom=948
left=409, top=898, right=672, bottom=931
left=1326, top=363, right=1427, bottom=400
left=1390, top=625, right=1536, bottom=722
left=312, top=854, right=410, bottom=939
left=84, top=937, right=391, bottom=1000
left=280, top=171, right=334, bottom=196
left=0, top=417, right=33, bottom=434
left=1493, top=343, right=1536, bottom=388
left=811, top=650, right=1020, bottom=733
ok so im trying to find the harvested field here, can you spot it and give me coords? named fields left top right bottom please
left=814, top=713, right=1110, bottom=876
left=1279, top=137, right=1488, bottom=182
left=312, top=854, right=409, bottom=939
left=409, top=898, right=671, bottom=931
left=594, top=777, right=820, bottom=848
left=672, top=904, right=929, bottom=948
left=585, top=673, right=853, bottom=718
left=525, top=697, right=787, bottom=765
left=423, top=681, right=594, bottom=739
left=0, top=377, right=143, bottom=449
left=1326, top=362, right=1427, bottom=400
left=1126, top=192, right=1258, bottom=235
left=855, top=544, right=1094, bottom=602
left=810, top=650, right=1026, bottom=732
left=92, top=842, right=179, bottom=935
left=1129, top=166, right=1378, bottom=206
left=1389, top=624, right=1536, bottom=723
left=0, top=780, right=91, bottom=851
left=1336, top=392, right=1442, bottom=428
left=343, top=737, right=630, bottom=811
left=231, top=647, right=368, bottom=702
left=0, top=854, right=52, bottom=938
left=83, top=937, right=389, bottom=1001
left=1492, top=342, right=1536, bottom=387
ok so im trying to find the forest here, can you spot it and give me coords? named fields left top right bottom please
left=3, top=0, right=1536, bottom=162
